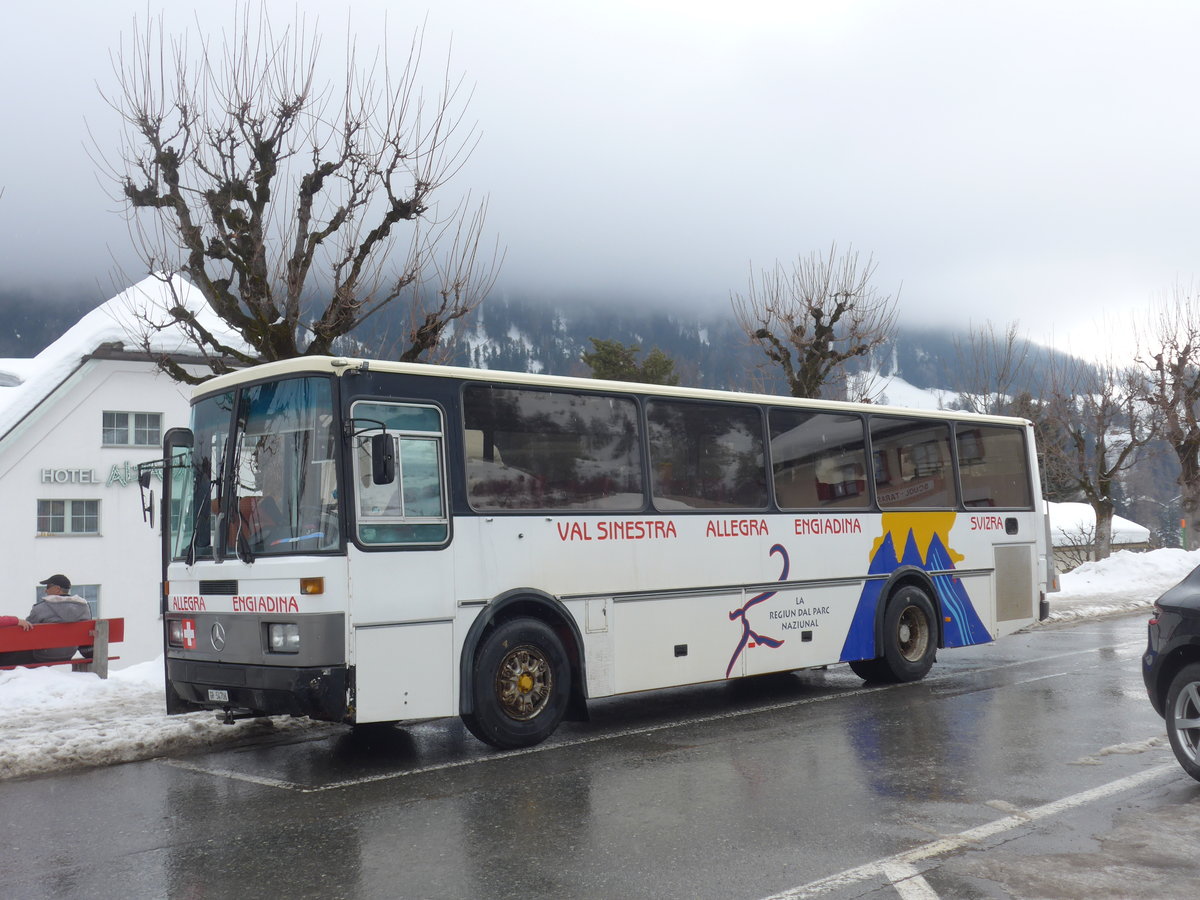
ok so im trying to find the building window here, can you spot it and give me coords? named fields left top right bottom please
left=37, top=499, right=100, bottom=535
left=103, top=411, right=162, bottom=447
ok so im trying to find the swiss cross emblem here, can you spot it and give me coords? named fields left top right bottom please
left=182, top=618, right=197, bottom=650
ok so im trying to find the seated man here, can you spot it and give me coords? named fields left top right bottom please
left=0, top=574, right=91, bottom=666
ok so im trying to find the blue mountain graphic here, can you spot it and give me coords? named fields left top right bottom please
left=840, top=527, right=990, bottom=661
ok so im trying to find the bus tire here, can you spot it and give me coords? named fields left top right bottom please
left=1165, top=662, right=1200, bottom=782
left=462, top=617, right=571, bottom=750
left=877, top=585, right=937, bottom=682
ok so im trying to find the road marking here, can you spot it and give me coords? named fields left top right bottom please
left=880, top=862, right=940, bottom=900
left=163, top=758, right=307, bottom=790
left=160, top=638, right=1148, bottom=792
left=759, top=763, right=1179, bottom=900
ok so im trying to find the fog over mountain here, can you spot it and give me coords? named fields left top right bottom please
left=0, top=287, right=104, bottom=357
left=3, top=1, right=1199, bottom=367
left=0, top=282, right=1059, bottom=402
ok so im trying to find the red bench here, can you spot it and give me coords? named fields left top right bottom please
left=0, top=618, right=125, bottom=679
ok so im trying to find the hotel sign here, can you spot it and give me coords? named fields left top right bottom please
left=40, top=462, right=162, bottom=488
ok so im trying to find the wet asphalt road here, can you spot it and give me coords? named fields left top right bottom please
left=3, top=611, right=1198, bottom=900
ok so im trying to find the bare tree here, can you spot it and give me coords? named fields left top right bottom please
left=731, top=243, right=898, bottom=400
left=96, top=5, right=499, bottom=383
left=1053, top=520, right=1096, bottom=573
left=1138, top=282, right=1200, bottom=549
left=949, top=320, right=1034, bottom=415
left=1043, top=355, right=1155, bottom=560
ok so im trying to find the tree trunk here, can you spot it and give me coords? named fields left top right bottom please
left=1182, top=486, right=1200, bottom=551
left=1093, top=504, right=1114, bottom=560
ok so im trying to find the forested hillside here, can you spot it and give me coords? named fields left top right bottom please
left=0, top=288, right=99, bottom=356
left=444, top=293, right=1060, bottom=401
left=1, top=285, right=1068, bottom=400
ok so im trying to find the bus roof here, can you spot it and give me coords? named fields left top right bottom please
left=192, top=355, right=1033, bottom=427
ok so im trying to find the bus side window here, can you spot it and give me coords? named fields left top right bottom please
left=463, top=386, right=644, bottom=512
left=351, top=402, right=449, bottom=545
left=357, top=437, right=403, bottom=517
left=869, top=417, right=957, bottom=509
left=648, top=400, right=767, bottom=510
left=769, top=410, right=868, bottom=510
left=957, top=424, right=1032, bottom=508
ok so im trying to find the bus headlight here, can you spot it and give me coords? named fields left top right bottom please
left=167, top=620, right=184, bottom=647
left=267, top=623, right=301, bottom=653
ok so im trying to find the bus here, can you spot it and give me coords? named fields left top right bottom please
left=143, top=356, right=1052, bottom=749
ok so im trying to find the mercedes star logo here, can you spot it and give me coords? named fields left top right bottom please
left=211, top=622, right=227, bottom=651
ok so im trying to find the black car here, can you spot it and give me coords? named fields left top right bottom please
left=1143, top=565, right=1200, bottom=782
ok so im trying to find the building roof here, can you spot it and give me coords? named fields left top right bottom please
left=0, top=274, right=245, bottom=442
left=1048, top=501, right=1151, bottom=547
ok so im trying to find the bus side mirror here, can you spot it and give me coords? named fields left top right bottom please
left=136, top=461, right=160, bottom=529
left=371, top=433, right=396, bottom=485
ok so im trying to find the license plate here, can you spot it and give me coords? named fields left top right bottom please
left=207, top=689, right=230, bottom=703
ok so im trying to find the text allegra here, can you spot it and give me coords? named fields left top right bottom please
left=706, top=518, right=769, bottom=538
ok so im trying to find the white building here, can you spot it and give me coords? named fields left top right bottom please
left=1048, top=501, right=1152, bottom=572
left=0, top=275, right=240, bottom=666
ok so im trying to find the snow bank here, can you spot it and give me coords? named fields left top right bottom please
left=1040, top=547, right=1200, bottom=624
left=0, top=658, right=333, bottom=781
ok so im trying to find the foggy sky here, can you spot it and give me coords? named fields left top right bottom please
left=3, top=1, right=1197, bottom=359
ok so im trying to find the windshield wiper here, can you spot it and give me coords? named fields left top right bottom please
left=234, top=515, right=255, bottom=563
left=185, top=463, right=213, bottom=567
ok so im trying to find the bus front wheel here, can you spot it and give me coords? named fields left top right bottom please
left=849, top=586, right=937, bottom=683
left=462, top=617, right=571, bottom=750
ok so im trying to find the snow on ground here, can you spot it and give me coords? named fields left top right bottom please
left=3, top=548, right=1197, bottom=783
left=1040, top=546, right=1200, bottom=624
left=0, top=659, right=338, bottom=781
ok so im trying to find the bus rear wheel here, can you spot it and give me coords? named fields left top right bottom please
left=850, top=586, right=937, bottom=683
left=881, top=585, right=937, bottom=682
left=462, top=617, right=571, bottom=750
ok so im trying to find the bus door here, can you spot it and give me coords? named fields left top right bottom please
left=347, top=401, right=457, bottom=721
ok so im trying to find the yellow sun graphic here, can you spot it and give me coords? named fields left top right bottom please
left=871, top=511, right=964, bottom=566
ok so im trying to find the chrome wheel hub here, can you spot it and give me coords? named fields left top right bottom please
left=495, top=645, right=553, bottom=721
left=897, top=606, right=930, bottom=661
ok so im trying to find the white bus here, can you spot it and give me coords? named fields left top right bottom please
left=145, top=357, right=1051, bottom=749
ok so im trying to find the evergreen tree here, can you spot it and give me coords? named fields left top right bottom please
left=582, top=338, right=680, bottom=385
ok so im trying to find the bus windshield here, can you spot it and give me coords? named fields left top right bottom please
left=173, top=390, right=233, bottom=562
left=173, top=377, right=340, bottom=561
